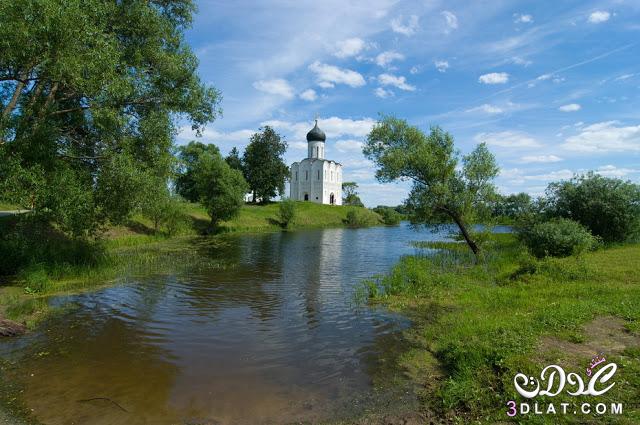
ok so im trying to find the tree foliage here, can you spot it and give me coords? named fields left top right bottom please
left=364, top=116, right=499, bottom=258
left=544, top=172, right=640, bottom=243
left=492, top=192, right=533, bottom=220
left=0, top=0, right=219, bottom=236
left=520, top=218, right=597, bottom=258
left=242, top=126, right=289, bottom=203
left=225, top=147, right=243, bottom=171
left=342, top=182, right=364, bottom=207
left=175, top=142, right=221, bottom=202
left=277, top=199, right=296, bottom=228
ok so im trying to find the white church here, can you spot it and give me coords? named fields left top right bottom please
left=289, top=120, right=343, bottom=205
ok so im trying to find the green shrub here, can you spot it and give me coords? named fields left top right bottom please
left=545, top=173, right=640, bottom=242
left=373, top=206, right=402, bottom=225
left=277, top=199, right=296, bottom=228
left=520, top=218, right=597, bottom=258
left=345, top=209, right=376, bottom=227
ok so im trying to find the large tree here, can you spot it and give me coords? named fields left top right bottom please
left=242, top=126, right=289, bottom=203
left=225, top=147, right=243, bottom=171
left=175, top=142, right=221, bottom=202
left=0, top=0, right=219, bottom=236
left=364, top=116, right=499, bottom=258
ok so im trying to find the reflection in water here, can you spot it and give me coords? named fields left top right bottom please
left=0, top=223, right=452, bottom=424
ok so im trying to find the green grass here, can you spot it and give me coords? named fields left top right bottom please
left=0, top=202, right=19, bottom=211
left=364, top=235, right=640, bottom=424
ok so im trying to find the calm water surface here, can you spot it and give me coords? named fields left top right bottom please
left=0, top=223, right=460, bottom=424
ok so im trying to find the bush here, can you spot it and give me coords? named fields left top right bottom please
left=545, top=173, right=640, bottom=242
left=519, top=218, right=597, bottom=258
left=277, top=199, right=296, bottom=228
left=373, top=206, right=402, bottom=225
left=345, top=209, right=375, bottom=227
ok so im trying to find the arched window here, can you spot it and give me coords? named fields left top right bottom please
left=305, top=170, right=308, bottom=180
left=317, top=170, right=320, bottom=180
left=295, top=171, right=298, bottom=181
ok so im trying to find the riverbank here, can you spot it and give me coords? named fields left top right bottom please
left=0, top=202, right=382, bottom=328
left=364, top=234, right=640, bottom=423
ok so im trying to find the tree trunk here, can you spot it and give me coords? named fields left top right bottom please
left=448, top=211, right=480, bottom=260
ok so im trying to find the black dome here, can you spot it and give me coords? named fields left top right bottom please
left=306, top=120, right=326, bottom=142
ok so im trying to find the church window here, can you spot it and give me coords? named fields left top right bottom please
left=295, top=171, right=298, bottom=181
left=305, top=171, right=308, bottom=180
left=317, top=170, right=320, bottom=180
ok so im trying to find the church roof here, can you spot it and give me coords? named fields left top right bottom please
left=306, top=120, right=326, bottom=142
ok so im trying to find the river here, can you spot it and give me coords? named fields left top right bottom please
left=0, top=223, right=486, bottom=424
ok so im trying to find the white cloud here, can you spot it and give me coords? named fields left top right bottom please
left=537, top=74, right=552, bottom=81
left=177, top=126, right=255, bottom=147
left=390, top=15, right=419, bottom=36
left=563, top=121, right=640, bottom=153
left=595, top=165, right=639, bottom=178
left=252, top=79, right=294, bottom=98
left=513, top=13, right=533, bottom=24
left=434, top=60, right=449, bottom=73
left=334, top=38, right=367, bottom=58
left=335, top=139, right=364, bottom=153
left=308, top=61, right=366, bottom=88
left=262, top=116, right=375, bottom=141
left=374, top=87, right=394, bottom=98
left=299, top=89, right=317, bottom=101
left=466, top=104, right=503, bottom=114
left=478, top=72, right=509, bottom=84
left=375, top=51, right=405, bottom=67
left=516, top=155, right=563, bottom=164
left=441, top=11, right=458, bottom=32
left=474, top=131, right=541, bottom=148
left=510, top=56, right=532, bottom=66
left=558, top=103, right=581, bottom=112
left=377, top=73, right=416, bottom=91
left=410, top=66, right=420, bottom=74
left=588, top=11, right=610, bottom=23
left=614, top=73, right=636, bottom=81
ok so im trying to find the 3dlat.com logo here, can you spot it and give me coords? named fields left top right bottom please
left=506, top=354, right=623, bottom=417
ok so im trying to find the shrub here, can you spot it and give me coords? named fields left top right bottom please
left=277, top=199, right=296, bottom=228
left=345, top=209, right=374, bottom=227
left=373, top=206, right=402, bottom=225
left=545, top=173, right=640, bottom=242
left=520, top=218, right=597, bottom=258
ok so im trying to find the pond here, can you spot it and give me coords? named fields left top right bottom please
left=0, top=223, right=477, bottom=424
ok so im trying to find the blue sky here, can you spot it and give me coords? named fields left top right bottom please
left=178, top=0, right=640, bottom=207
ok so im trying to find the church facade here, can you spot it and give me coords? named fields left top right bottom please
left=289, top=120, right=342, bottom=205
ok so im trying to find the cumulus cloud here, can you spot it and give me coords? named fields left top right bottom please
left=375, top=51, right=405, bottom=67
left=252, top=79, right=294, bottom=98
left=588, top=11, right=610, bottom=23
left=474, top=131, right=541, bottom=148
left=478, top=72, right=509, bottom=84
left=335, top=139, right=364, bottom=153
left=309, top=61, right=366, bottom=88
left=374, top=87, right=394, bottom=98
left=262, top=116, right=376, bottom=141
left=334, top=38, right=367, bottom=58
left=563, top=121, right=640, bottom=153
left=513, top=13, right=533, bottom=24
left=410, top=66, right=420, bottom=74
left=594, top=165, right=639, bottom=178
left=434, top=60, right=449, bottom=73
left=299, top=89, right=317, bottom=101
left=177, top=126, right=255, bottom=147
left=391, top=15, right=419, bottom=36
left=441, top=11, right=458, bottom=32
left=377, top=73, right=416, bottom=91
left=558, top=103, right=581, bottom=112
left=516, top=155, right=563, bottom=164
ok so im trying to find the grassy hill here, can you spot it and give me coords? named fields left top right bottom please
left=177, top=201, right=382, bottom=234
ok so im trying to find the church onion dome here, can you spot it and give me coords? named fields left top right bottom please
left=306, top=120, right=326, bottom=142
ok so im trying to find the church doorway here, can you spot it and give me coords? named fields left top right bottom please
left=304, top=193, right=309, bottom=201
left=329, top=193, right=335, bottom=205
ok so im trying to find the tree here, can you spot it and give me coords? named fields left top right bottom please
left=544, top=172, right=640, bottom=242
left=0, top=0, right=219, bottom=237
left=193, top=148, right=248, bottom=229
left=492, top=192, right=533, bottom=220
left=225, top=147, right=243, bottom=171
left=364, top=116, right=499, bottom=259
left=342, top=182, right=364, bottom=206
left=242, top=126, right=289, bottom=203
left=175, top=142, right=221, bottom=202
